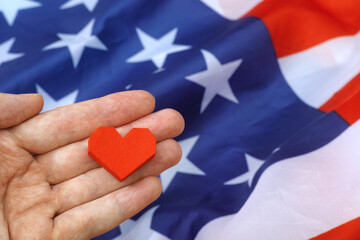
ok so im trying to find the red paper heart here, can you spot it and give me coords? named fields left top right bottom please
left=88, top=127, right=156, bottom=181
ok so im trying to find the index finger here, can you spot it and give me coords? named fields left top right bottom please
left=11, top=90, right=155, bottom=154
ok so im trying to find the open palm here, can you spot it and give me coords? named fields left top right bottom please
left=0, top=91, right=184, bottom=240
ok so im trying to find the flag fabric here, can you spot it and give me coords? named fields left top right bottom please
left=1, top=0, right=360, bottom=239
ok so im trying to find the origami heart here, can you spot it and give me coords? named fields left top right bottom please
left=88, top=127, right=156, bottom=181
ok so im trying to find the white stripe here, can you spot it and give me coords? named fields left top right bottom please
left=279, top=32, right=360, bottom=108
left=197, top=120, right=360, bottom=240
left=196, top=214, right=236, bottom=240
left=201, top=0, right=262, bottom=20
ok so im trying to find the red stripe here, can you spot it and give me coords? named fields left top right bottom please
left=320, top=73, right=360, bottom=113
left=310, top=217, right=360, bottom=240
left=245, top=0, right=360, bottom=58
left=335, top=90, right=360, bottom=125
left=318, top=73, right=360, bottom=125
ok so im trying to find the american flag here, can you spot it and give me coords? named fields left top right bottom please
left=1, top=0, right=360, bottom=239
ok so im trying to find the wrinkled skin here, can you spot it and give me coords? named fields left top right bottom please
left=0, top=91, right=184, bottom=239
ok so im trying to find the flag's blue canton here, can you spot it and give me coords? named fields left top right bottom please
left=0, top=0, right=350, bottom=239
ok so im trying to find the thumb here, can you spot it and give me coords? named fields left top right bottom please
left=0, top=93, right=44, bottom=129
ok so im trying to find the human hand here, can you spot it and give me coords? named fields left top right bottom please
left=0, top=91, right=184, bottom=240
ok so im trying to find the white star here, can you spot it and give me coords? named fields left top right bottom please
left=60, top=0, right=99, bottom=12
left=160, top=136, right=205, bottom=192
left=36, top=84, right=78, bottom=112
left=0, top=38, right=24, bottom=66
left=43, top=19, right=107, bottom=68
left=201, top=0, right=223, bottom=15
left=225, top=154, right=264, bottom=187
left=186, top=49, right=242, bottom=113
left=117, top=206, right=169, bottom=240
left=127, top=28, right=191, bottom=71
left=0, top=0, right=41, bottom=26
